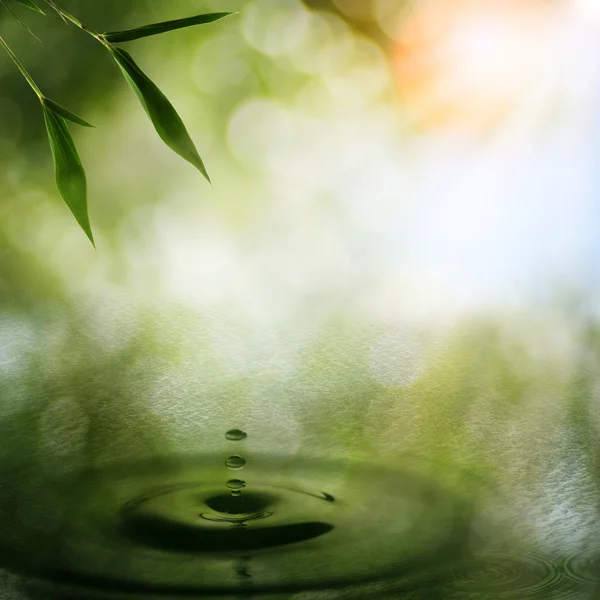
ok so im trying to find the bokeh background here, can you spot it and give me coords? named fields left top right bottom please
left=2, top=0, right=600, bottom=597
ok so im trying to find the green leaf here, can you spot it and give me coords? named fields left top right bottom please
left=110, top=47, right=210, bottom=183
left=42, top=105, right=94, bottom=246
left=103, top=12, right=235, bottom=43
left=10, top=0, right=44, bottom=14
left=0, top=0, right=40, bottom=40
left=42, top=97, right=93, bottom=127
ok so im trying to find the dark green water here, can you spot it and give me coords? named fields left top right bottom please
left=2, top=450, right=600, bottom=599
left=0, top=452, right=478, bottom=598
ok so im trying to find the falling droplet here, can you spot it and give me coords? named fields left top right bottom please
left=237, top=555, right=253, bottom=580
left=226, top=479, right=246, bottom=491
left=226, top=455, right=246, bottom=470
left=231, top=490, right=242, bottom=497
left=226, top=429, right=247, bottom=441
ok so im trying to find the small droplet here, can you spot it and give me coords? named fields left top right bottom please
left=231, top=490, right=242, bottom=497
left=226, top=429, right=247, bottom=441
left=226, top=479, right=246, bottom=491
left=226, top=455, right=246, bottom=470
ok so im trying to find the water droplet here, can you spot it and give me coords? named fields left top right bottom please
left=226, top=479, right=246, bottom=491
left=231, top=489, right=242, bottom=497
left=226, top=455, right=246, bottom=470
left=225, top=429, right=247, bottom=441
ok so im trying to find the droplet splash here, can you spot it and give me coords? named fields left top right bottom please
left=226, top=455, right=246, bottom=470
left=0, top=453, right=475, bottom=596
left=225, top=429, right=247, bottom=441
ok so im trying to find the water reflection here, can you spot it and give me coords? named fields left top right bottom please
left=441, top=553, right=565, bottom=599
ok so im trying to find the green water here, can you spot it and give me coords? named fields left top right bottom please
left=0, top=453, right=473, bottom=596
left=1, top=311, right=600, bottom=599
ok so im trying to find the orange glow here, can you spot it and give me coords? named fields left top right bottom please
left=393, top=0, right=555, bottom=132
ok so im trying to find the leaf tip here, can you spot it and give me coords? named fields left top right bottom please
left=79, top=218, right=95, bottom=247
left=81, top=226, right=96, bottom=247
left=195, top=162, right=211, bottom=185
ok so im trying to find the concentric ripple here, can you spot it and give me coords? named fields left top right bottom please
left=0, top=453, right=474, bottom=596
left=563, top=551, right=600, bottom=585
left=445, top=553, right=565, bottom=598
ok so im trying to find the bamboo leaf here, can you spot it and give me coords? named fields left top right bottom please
left=103, top=12, right=234, bottom=43
left=42, top=97, right=93, bottom=127
left=110, top=47, right=210, bottom=183
left=0, top=0, right=40, bottom=40
left=43, top=105, right=94, bottom=246
left=10, top=0, right=44, bottom=14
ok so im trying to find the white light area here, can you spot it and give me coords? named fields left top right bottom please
left=227, top=98, right=295, bottom=167
left=551, top=12, right=600, bottom=120
left=241, top=0, right=311, bottom=57
left=397, top=129, right=597, bottom=314
left=497, top=313, right=583, bottom=383
left=133, top=5, right=599, bottom=328
left=570, top=0, right=600, bottom=20
left=150, top=192, right=357, bottom=327
left=369, top=330, right=426, bottom=387
left=395, top=3, right=558, bottom=130
left=75, top=294, right=140, bottom=355
left=436, top=14, right=537, bottom=101
left=14, top=1, right=600, bottom=342
left=155, top=214, right=246, bottom=307
left=349, top=37, right=393, bottom=100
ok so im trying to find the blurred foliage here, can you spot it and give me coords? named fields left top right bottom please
left=0, top=0, right=385, bottom=152
left=0, top=1, right=139, bottom=146
left=1, top=2, right=237, bottom=242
